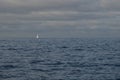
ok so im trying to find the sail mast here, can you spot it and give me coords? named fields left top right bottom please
left=36, top=34, right=39, bottom=39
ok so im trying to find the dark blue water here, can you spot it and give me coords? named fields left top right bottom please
left=0, top=38, right=120, bottom=80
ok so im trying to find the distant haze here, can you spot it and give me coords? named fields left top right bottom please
left=0, top=0, right=120, bottom=38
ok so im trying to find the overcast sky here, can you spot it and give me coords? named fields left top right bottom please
left=0, top=0, right=120, bottom=38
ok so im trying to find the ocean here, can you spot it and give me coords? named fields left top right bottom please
left=0, top=38, right=120, bottom=80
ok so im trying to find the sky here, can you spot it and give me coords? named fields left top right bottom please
left=0, top=0, right=120, bottom=38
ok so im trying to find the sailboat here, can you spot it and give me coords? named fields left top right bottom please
left=36, top=34, right=39, bottom=39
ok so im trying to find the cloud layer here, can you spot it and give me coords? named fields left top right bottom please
left=0, top=0, right=120, bottom=38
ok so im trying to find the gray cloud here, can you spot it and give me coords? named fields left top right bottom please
left=101, top=0, right=120, bottom=11
left=0, top=0, right=120, bottom=38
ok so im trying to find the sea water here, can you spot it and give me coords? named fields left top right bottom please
left=0, top=38, right=120, bottom=80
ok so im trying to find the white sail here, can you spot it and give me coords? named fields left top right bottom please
left=36, top=34, right=39, bottom=39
